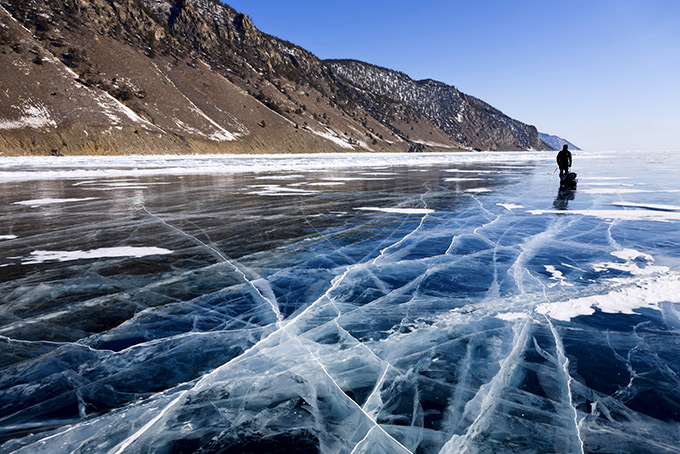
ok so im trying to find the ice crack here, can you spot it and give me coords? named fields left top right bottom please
left=440, top=318, right=533, bottom=452
left=545, top=317, right=585, bottom=454
left=142, top=206, right=282, bottom=325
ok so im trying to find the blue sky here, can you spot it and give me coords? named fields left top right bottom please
left=224, top=1, right=680, bottom=151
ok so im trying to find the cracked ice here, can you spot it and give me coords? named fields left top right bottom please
left=1, top=150, right=679, bottom=453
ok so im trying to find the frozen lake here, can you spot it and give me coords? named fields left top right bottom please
left=1, top=150, right=679, bottom=453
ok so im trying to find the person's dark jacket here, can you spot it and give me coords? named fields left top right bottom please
left=556, top=148, right=572, bottom=171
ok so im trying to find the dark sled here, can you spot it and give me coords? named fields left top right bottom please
left=560, top=171, right=578, bottom=188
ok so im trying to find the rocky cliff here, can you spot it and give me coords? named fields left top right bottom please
left=0, top=0, right=551, bottom=155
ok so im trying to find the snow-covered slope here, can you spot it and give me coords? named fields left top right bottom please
left=539, top=132, right=581, bottom=151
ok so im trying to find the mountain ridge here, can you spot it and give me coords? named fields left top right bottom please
left=0, top=0, right=553, bottom=156
left=539, top=132, right=581, bottom=151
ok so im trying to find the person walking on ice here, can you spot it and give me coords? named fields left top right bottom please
left=556, top=144, right=572, bottom=177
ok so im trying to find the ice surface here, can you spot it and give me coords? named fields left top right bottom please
left=0, top=151, right=552, bottom=183
left=1, top=150, right=680, bottom=453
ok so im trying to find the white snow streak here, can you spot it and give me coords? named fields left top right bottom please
left=20, top=247, right=173, bottom=264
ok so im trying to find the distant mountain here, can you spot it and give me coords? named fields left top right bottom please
left=328, top=60, right=548, bottom=152
left=539, top=133, right=581, bottom=151
left=0, top=0, right=552, bottom=155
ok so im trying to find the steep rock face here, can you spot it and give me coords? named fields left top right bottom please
left=327, top=60, right=550, bottom=151
left=0, top=0, right=549, bottom=155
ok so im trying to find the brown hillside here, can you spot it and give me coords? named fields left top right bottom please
left=0, top=0, right=548, bottom=156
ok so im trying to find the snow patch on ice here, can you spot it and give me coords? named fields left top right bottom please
left=529, top=209, right=680, bottom=223
left=592, top=249, right=667, bottom=277
left=612, top=201, right=680, bottom=212
left=79, top=182, right=171, bottom=191
left=307, top=181, right=346, bottom=186
left=610, top=248, right=654, bottom=262
left=543, top=265, right=572, bottom=288
left=20, top=247, right=173, bottom=264
left=85, top=186, right=150, bottom=191
left=13, top=197, right=99, bottom=207
left=72, top=179, right=137, bottom=186
left=0, top=235, right=17, bottom=240
left=496, top=312, right=528, bottom=321
left=545, top=265, right=565, bottom=281
left=586, top=177, right=632, bottom=181
left=321, top=176, right=387, bottom=181
left=445, top=169, right=496, bottom=173
left=582, top=182, right=636, bottom=187
left=583, top=188, right=680, bottom=195
left=355, top=207, right=434, bottom=214
left=246, top=185, right=317, bottom=196
left=445, top=177, right=484, bottom=182
left=255, top=175, right=305, bottom=180
left=538, top=250, right=674, bottom=321
left=497, top=203, right=524, bottom=211
left=536, top=272, right=680, bottom=321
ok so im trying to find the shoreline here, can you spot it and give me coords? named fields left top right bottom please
left=0, top=150, right=556, bottom=183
